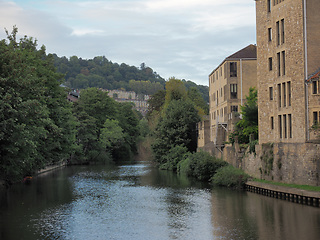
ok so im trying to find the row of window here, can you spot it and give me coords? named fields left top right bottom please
left=211, top=84, right=238, bottom=106
left=211, top=106, right=238, bottom=121
left=271, top=114, right=292, bottom=139
left=268, top=51, right=285, bottom=76
left=268, top=19, right=285, bottom=46
left=269, top=81, right=291, bottom=107
left=209, top=62, right=238, bottom=84
left=267, top=0, right=285, bottom=12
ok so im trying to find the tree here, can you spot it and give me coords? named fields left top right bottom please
left=230, top=87, right=258, bottom=144
left=152, top=99, right=200, bottom=165
left=187, top=87, right=209, bottom=115
left=0, top=27, right=77, bottom=182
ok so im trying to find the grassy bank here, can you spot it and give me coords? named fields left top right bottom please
left=253, top=179, right=320, bottom=192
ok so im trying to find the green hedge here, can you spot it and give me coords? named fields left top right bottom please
left=178, top=151, right=227, bottom=181
left=211, top=165, right=250, bottom=189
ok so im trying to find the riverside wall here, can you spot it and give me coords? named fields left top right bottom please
left=200, top=142, right=320, bottom=186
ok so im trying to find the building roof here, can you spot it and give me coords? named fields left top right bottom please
left=209, top=44, right=257, bottom=76
left=307, top=68, right=320, bottom=82
left=225, top=44, right=257, bottom=60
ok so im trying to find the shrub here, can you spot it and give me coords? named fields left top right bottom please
left=159, top=145, right=190, bottom=171
left=211, top=165, right=250, bottom=189
left=178, top=151, right=227, bottom=181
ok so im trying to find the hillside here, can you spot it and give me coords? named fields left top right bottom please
left=53, top=54, right=209, bottom=102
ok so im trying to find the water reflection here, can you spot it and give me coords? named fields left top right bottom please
left=1, top=163, right=320, bottom=240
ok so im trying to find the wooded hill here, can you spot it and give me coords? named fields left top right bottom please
left=53, top=55, right=209, bottom=102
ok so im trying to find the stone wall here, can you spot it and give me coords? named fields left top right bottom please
left=222, top=142, right=320, bottom=186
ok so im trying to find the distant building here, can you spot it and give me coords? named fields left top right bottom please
left=208, top=44, right=257, bottom=147
left=256, top=0, right=320, bottom=144
left=104, top=89, right=150, bottom=116
left=67, top=89, right=80, bottom=102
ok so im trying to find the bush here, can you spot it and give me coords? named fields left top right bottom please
left=159, top=145, right=190, bottom=171
left=178, top=151, right=227, bottom=181
left=211, top=165, right=250, bottom=189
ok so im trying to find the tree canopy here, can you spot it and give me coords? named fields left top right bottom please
left=0, top=27, right=77, bottom=182
left=229, top=87, right=258, bottom=144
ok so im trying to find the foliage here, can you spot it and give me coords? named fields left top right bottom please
left=178, top=151, right=227, bottom=181
left=73, top=88, right=140, bottom=163
left=0, top=27, right=77, bottom=183
left=152, top=99, right=200, bottom=164
left=229, top=87, right=258, bottom=144
left=311, top=122, right=320, bottom=139
left=187, top=87, right=209, bottom=115
left=211, top=165, right=250, bottom=189
left=100, top=119, right=124, bottom=149
left=159, top=145, right=190, bottom=171
left=53, top=55, right=166, bottom=92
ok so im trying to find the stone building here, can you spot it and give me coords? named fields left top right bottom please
left=208, top=44, right=257, bottom=148
left=256, top=0, right=320, bottom=144
left=104, top=89, right=150, bottom=116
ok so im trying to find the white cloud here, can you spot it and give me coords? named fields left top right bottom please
left=0, top=0, right=257, bottom=85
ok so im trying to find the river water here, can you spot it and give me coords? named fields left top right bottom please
left=1, top=163, right=320, bottom=240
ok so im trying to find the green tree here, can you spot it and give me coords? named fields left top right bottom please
left=0, top=27, right=77, bottom=182
left=230, top=87, right=258, bottom=144
left=152, top=99, right=200, bottom=164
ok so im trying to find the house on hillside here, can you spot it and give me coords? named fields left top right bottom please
left=104, top=89, right=150, bottom=116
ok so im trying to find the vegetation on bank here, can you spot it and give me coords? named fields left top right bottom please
left=147, top=77, right=249, bottom=188
left=0, top=28, right=142, bottom=184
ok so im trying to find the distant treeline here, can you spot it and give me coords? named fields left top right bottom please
left=53, top=55, right=209, bottom=102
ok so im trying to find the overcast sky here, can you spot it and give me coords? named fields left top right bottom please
left=0, top=0, right=256, bottom=86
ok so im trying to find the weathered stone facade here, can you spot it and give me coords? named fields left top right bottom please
left=256, top=0, right=320, bottom=144
left=198, top=0, right=320, bottom=186
left=208, top=45, right=257, bottom=146
left=222, top=142, right=320, bottom=186
left=197, top=116, right=210, bottom=148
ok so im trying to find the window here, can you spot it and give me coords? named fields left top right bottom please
left=281, top=19, right=285, bottom=44
left=267, top=0, right=271, bottom=12
left=313, top=81, right=318, bottom=94
left=282, top=51, right=286, bottom=75
left=313, top=112, right=319, bottom=124
left=216, top=91, right=219, bottom=105
left=278, top=83, right=281, bottom=108
left=230, top=62, right=237, bottom=77
left=268, top=28, right=272, bottom=41
left=231, top=105, right=238, bottom=112
left=269, top=57, right=273, bottom=71
left=230, top=84, right=237, bottom=99
left=288, top=114, right=292, bottom=138
left=271, top=116, right=274, bottom=130
left=287, top=81, right=291, bottom=106
left=277, top=52, right=281, bottom=76
left=276, top=21, right=280, bottom=45
left=279, top=115, right=282, bottom=139
left=282, top=82, right=286, bottom=107
left=283, top=114, right=287, bottom=138
left=269, top=87, right=273, bottom=100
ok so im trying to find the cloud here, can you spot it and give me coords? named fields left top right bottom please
left=0, top=0, right=256, bottom=85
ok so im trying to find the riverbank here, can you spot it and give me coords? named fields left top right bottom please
left=246, top=181, right=320, bottom=207
left=36, top=161, right=67, bottom=175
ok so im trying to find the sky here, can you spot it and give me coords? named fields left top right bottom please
left=0, top=0, right=256, bottom=86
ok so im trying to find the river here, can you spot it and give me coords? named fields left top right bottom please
left=1, top=163, right=320, bottom=240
